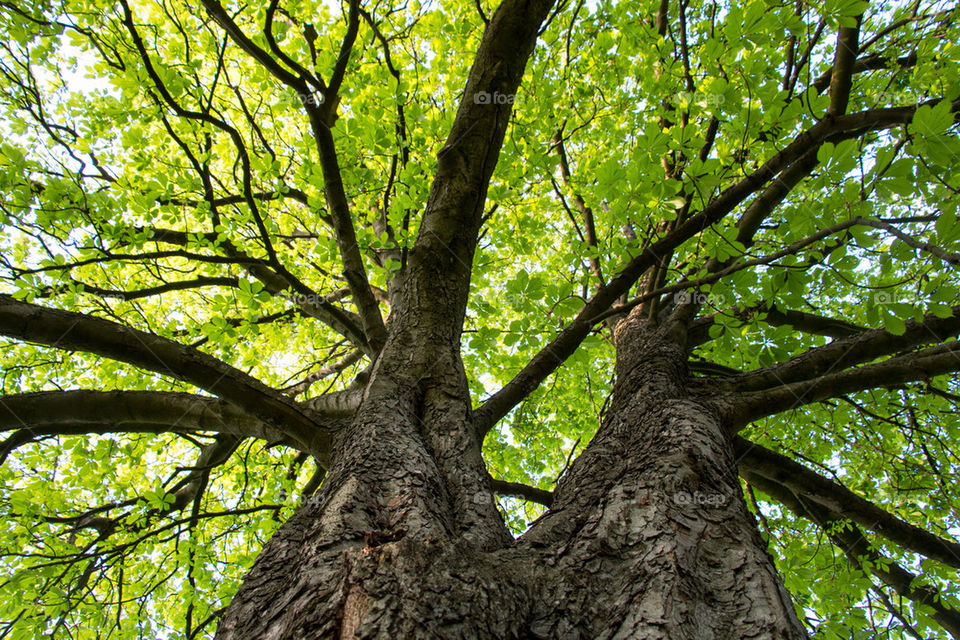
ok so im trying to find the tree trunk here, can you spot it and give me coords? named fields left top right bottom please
left=518, top=311, right=807, bottom=638
left=215, top=309, right=807, bottom=639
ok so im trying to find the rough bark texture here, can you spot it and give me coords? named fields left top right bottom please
left=7, top=1, right=960, bottom=637
left=207, top=0, right=807, bottom=635
left=215, top=308, right=807, bottom=639
left=517, top=310, right=807, bottom=639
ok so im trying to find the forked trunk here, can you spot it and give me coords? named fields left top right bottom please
left=215, top=309, right=807, bottom=639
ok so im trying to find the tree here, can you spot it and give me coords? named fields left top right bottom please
left=0, top=0, right=959, bottom=636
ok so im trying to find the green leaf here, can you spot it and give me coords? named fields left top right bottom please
left=881, top=309, right=907, bottom=335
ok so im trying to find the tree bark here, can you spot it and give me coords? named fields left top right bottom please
left=215, top=308, right=807, bottom=639
left=516, top=310, right=807, bottom=639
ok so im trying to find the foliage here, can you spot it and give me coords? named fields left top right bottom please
left=0, top=0, right=959, bottom=637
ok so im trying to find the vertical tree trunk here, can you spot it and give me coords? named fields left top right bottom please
left=519, top=310, right=808, bottom=638
left=215, top=309, right=807, bottom=639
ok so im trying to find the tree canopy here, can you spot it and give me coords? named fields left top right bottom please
left=1, top=0, right=959, bottom=637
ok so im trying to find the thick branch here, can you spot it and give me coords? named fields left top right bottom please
left=811, top=52, right=917, bottom=96
left=827, top=15, right=863, bottom=116
left=303, top=380, right=366, bottom=417
left=412, top=0, right=557, bottom=284
left=325, top=0, right=359, bottom=101
left=489, top=478, right=554, bottom=507
left=307, top=116, right=387, bottom=352
left=726, top=341, right=960, bottom=427
left=0, top=296, right=329, bottom=455
left=292, top=0, right=388, bottom=353
left=0, top=390, right=295, bottom=463
left=688, top=304, right=866, bottom=348
left=760, top=304, right=866, bottom=338
left=41, top=276, right=239, bottom=302
left=730, top=306, right=960, bottom=393
left=744, top=470, right=960, bottom=637
left=733, top=149, right=820, bottom=252
left=734, top=437, right=960, bottom=569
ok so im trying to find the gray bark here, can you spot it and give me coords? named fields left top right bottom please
left=215, top=308, right=807, bottom=639
left=4, top=3, right=960, bottom=638
left=517, top=310, right=807, bottom=639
